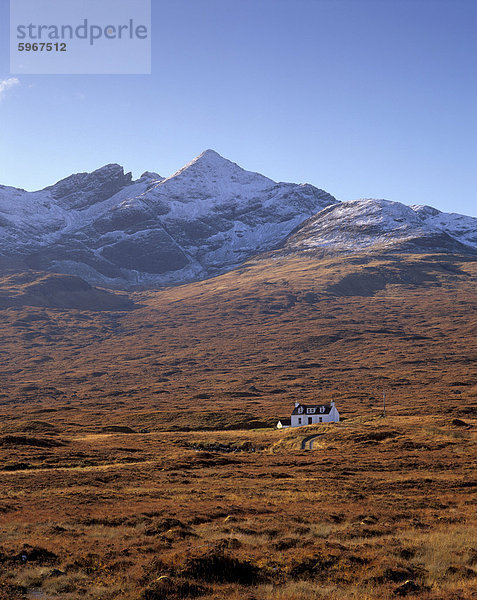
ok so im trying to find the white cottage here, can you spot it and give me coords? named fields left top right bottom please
left=290, top=401, right=339, bottom=427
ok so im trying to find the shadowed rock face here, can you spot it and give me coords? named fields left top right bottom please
left=0, top=153, right=475, bottom=290
left=47, top=164, right=133, bottom=210
left=100, top=230, right=189, bottom=274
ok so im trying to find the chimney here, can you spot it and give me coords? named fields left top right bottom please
left=295, top=401, right=300, bottom=408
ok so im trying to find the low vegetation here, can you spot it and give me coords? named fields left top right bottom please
left=0, top=253, right=475, bottom=598
left=0, top=416, right=475, bottom=599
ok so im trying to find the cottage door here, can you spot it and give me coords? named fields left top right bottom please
left=308, top=417, right=312, bottom=424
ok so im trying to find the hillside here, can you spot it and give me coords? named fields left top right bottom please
left=0, top=252, right=475, bottom=431
left=0, top=250, right=476, bottom=599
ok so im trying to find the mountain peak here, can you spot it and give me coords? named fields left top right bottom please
left=47, top=164, right=132, bottom=210
left=138, top=171, right=164, bottom=182
left=161, top=149, right=274, bottom=191
left=197, top=148, right=223, bottom=160
left=171, top=148, right=239, bottom=175
left=2, top=152, right=474, bottom=291
left=183, top=148, right=235, bottom=171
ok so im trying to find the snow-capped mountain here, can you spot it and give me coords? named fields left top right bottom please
left=281, top=198, right=477, bottom=257
left=0, top=150, right=336, bottom=287
left=0, top=151, right=475, bottom=289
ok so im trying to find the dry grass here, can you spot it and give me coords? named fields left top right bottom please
left=0, top=252, right=476, bottom=598
left=0, top=418, right=475, bottom=599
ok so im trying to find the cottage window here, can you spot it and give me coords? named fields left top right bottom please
left=319, top=406, right=325, bottom=413
left=297, top=407, right=304, bottom=414
left=306, top=408, right=316, bottom=414
left=298, top=417, right=302, bottom=424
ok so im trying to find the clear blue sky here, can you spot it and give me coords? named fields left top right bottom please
left=0, top=0, right=476, bottom=216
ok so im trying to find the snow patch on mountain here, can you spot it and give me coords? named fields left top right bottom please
left=411, top=205, right=477, bottom=249
left=0, top=150, right=337, bottom=287
left=283, top=198, right=477, bottom=255
left=1, top=152, right=475, bottom=289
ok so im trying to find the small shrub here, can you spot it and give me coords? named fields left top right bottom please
left=399, top=548, right=416, bottom=560
left=288, top=554, right=337, bottom=580
left=145, top=518, right=188, bottom=536
left=273, top=537, right=300, bottom=551
left=393, top=580, right=422, bottom=596
left=68, top=553, right=107, bottom=574
left=17, top=546, right=58, bottom=565
left=445, top=565, right=476, bottom=579
left=215, top=537, right=242, bottom=550
left=372, top=565, right=427, bottom=584
left=175, top=547, right=261, bottom=584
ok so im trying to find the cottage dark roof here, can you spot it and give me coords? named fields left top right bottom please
left=291, top=403, right=332, bottom=416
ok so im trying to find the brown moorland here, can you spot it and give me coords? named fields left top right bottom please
left=0, top=252, right=476, bottom=599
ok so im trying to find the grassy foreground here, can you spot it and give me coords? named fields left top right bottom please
left=0, top=416, right=476, bottom=599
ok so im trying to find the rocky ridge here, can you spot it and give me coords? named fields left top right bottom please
left=0, top=150, right=475, bottom=289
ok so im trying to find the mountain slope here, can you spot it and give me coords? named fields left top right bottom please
left=0, top=271, right=132, bottom=310
left=0, top=251, right=475, bottom=427
left=0, top=153, right=475, bottom=290
left=280, top=198, right=477, bottom=257
left=0, top=150, right=336, bottom=288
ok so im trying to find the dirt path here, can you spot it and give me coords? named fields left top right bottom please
left=301, top=432, right=325, bottom=450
